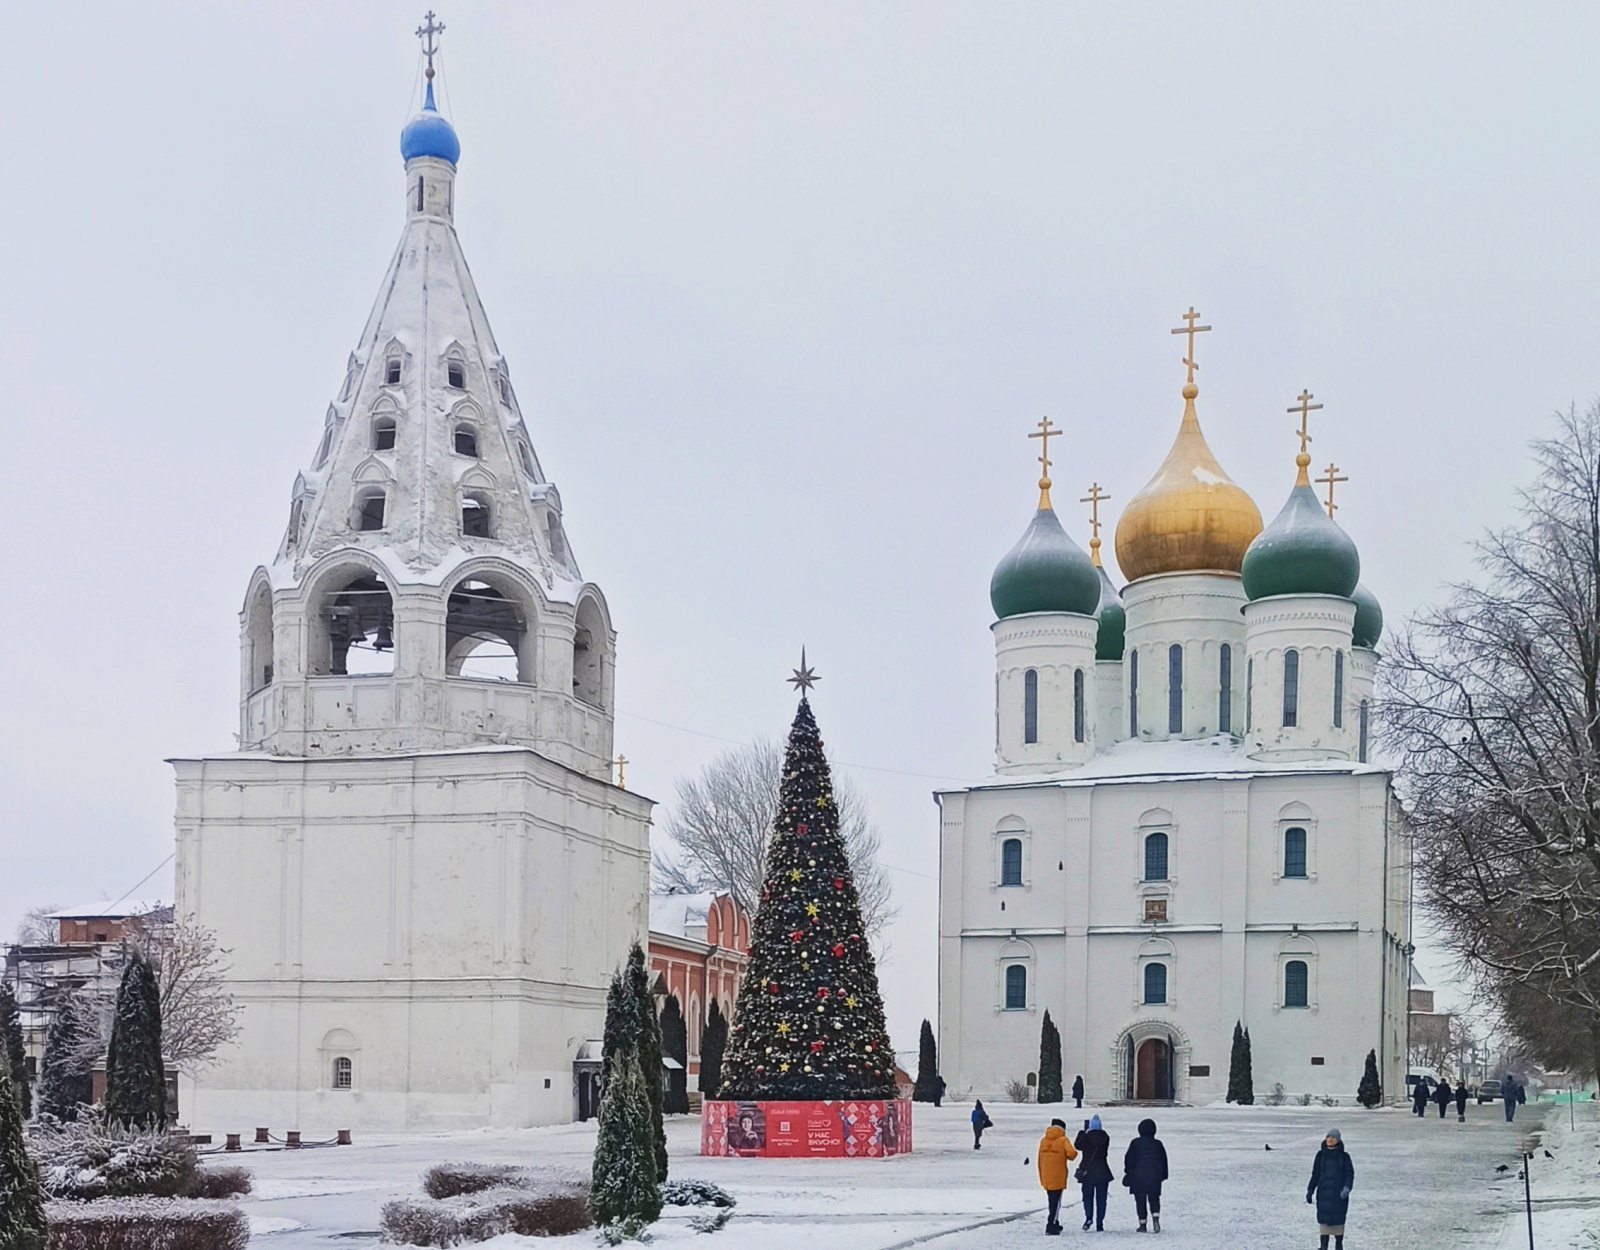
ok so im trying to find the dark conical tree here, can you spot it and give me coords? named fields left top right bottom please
left=625, top=944, right=667, bottom=1181
left=0, top=1055, right=46, bottom=1250
left=104, top=951, right=167, bottom=1130
left=1226, top=1021, right=1254, bottom=1105
left=0, top=985, right=29, bottom=1120
left=36, top=990, right=93, bottom=1121
left=720, top=696, right=896, bottom=1100
left=1037, top=1010, right=1063, bottom=1103
left=698, top=1000, right=726, bottom=1099
left=1357, top=1049, right=1383, bottom=1109
left=660, top=995, right=690, bottom=1115
left=589, top=987, right=663, bottom=1231
left=912, top=1019, right=941, bottom=1103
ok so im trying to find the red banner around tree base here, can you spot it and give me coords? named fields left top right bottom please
left=700, top=1099, right=912, bottom=1158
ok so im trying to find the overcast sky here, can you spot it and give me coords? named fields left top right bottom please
left=5, top=3, right=1597, bottom=1050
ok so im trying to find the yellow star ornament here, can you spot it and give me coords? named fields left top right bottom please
left=845, top=995, right=859, bottom=1009
left=805, top=902, right=820, bottom=918
left=776, top=1021, right=791, bottom=1036
left=789, top=868, right=802, bottom=882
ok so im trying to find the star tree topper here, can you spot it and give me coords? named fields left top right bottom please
left=788, top=648, right=820, bottom=695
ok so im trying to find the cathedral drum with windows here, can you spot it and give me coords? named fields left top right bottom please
left=937, top=319, right=1409, bottom=1105
left=170, top=41, right=652, bottom=1132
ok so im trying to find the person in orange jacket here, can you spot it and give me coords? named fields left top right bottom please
left=1037, top=1117, right=1079, bottom=1236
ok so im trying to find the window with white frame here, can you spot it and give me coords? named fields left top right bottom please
left=1143, top=962, right=1168, bottom=1004
left=1000, top=837, right=1023, bottom=887
left=332, top=1056, right=353, bottom=1089
left=1283, top=649, right=1300, bottom=727
left=1283, top=959, right=1310, bottom=1008
left=1283, top=827, right=1309, bottom=878
left=1023, top=669, right=1039, bottom=744
left=1004, top=964, right=1027, bottom=1010
left=1143, top=831, right=1169, bottom=882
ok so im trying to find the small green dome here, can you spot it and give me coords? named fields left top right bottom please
left=1241, top=481, right=1360, bottom=601
left=1350, top=581, right=1384, bottom=649
left=990, top=506, right=1101, bottom=620
left=1094, top=565, right=1125, bottom=660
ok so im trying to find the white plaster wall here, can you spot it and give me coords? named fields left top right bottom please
left=173, top=746, right=651, bottom=1132
left=993, top=613, right=1097, bottom=774
left=1094, top=660, right=1123, bottom=750
left=1244, top=595, right=1358, bottom=761
left=1121, top=574, right=1248, bottom=742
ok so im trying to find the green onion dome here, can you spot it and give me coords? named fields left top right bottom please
left=1241, top=463, right=1360, bottom=601
left=1350, top=581, right=1384, bottom=649
left=990, top=505, right=1101, bottom=620
left=1094, top=563, right=1125, bottom=660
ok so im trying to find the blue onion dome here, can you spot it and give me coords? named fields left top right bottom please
left=1350, top=581, right=1384, bottom=649
left=990, top=505, right=1101, bottom=620
left=1241, top=466, right=1361, bottom=601
left=400, top=82, right=460, bottom=165
left=1094, top=563, right=1125, bottom=660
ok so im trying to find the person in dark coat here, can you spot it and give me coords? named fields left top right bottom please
left=1502, top=1075, right=1519, bottom=1122
left=970, top=1099, right=992, bottom=1150
left=933, top=1075, right=946, bottom=1109
left=1306, top=1127, right=1355, bottom=1250
left=1434, top=1077, right=1453, bottom=1119
left=1411, top=1078, right=1429, bottom=1117
left=1074, top=1114, right=1113, bottom=1231
left=1072, top=1075, right=1085, bottom=1109
left=1122, top=1117, right=1168, bottom=1234
left=1454, top=1081, right=1468, bottom=1122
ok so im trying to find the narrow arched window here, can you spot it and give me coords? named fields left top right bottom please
left=447, top=360, right=466, bottom=389
left=1001, top=838, right=1023, bottom=887
left=1143, top=963, right=1168, bottom=1005
left=1168, top=644, right=1183, bottom=733
left=1246, top=656, right=1254, bottom=732
left=1283, top=827, right=1308, bottom=878
left=386, top=359, right=402, bottom=385
left=1023, top=669, right=1039, bottom=744
left=462, top=494, right=492, bottom=538
left=1073, top=668, right=1085, bottom=743
left=1219, top=643, right=1232, bottom=734
left=517, top=441, right=536, bottom=475
left=454, top=424, right=479, bottom=457
left=356, top=489, right=386, bottom=532
left=1283, top=649, right=1300, bottom=727
left=333, top=1056, right=353, bottom=1089
left=1284, top=960, right=1309, bottom=1008
left=1359, top=699, right=1370, bottom=763
left=1004, top=964, right=1027, bottom=1010
left=1129, top=649, right=1140, bottom=735
left=1333, top=651, right=1345, bottom=728
left=1143, top=831, right=1169, bottom=882
left=373, top=416, right=397, bottom=451
left=416, top=179, right=425, bottom=212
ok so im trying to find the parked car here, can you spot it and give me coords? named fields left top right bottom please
left=1476, top=1079, right=1502, bottom=1104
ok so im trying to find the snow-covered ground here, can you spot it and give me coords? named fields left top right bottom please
left=224, top=1099, right=1596, bottom=1248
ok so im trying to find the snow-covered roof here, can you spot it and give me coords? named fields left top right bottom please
left=649, top=891, right=716, bottom=939
left=47, top=900, right=169, bottom=921
left=954, top=735, right=1389, bottom=793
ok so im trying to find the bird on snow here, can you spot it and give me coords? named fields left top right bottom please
left=1543, top=1149, right=1554, bottom=1158
left=1495, top=1164, right=1510, bottom=1173
left=1264, top=1144, right=1272, bottom=1151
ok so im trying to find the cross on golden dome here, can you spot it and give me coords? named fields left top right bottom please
left=1028, top=416, right=1058, bottom=508
left=1170, top=306, right=1212, bottom=387
left=1288, top=389, right=1324, bottom=484
left=1317, top=463, right=1348, bottom=519
left=1080, top=481, right=1111, bottom=567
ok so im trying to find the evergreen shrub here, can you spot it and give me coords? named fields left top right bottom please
left=30, top=1116, right=198, bottom=1200
left=662, top=1178, right=736, bottom=1208
left=1357, top=1049, right=1383, bottom=1108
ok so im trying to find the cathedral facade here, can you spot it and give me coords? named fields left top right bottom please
left=170, top=54, right=652, bottom=1131
left=937, top=334, right=1411, bottom=1105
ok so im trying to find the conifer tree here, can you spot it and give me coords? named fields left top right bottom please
left=625, top=944, right=667, bottom=1181
left=1357, top=1049, right=1383, bottom=1109
left=1226, top=1021, right=1254, bottom=1105
left=0, top=1056, right=46, bottom=1250
left=589, top=970, right=662, bottom=1233
left=104, top=950, right=167, bottom=1130
left=660, top=995, right=689, bottom=1115
left=36, top=990, right=93, bottom=1121
left=698, top=1001, right=726, bottom=1099
left=720, top=694, right=896, bottom=1100
left=1037, top=1010, right=1063, bottom=1103
left=0, top=985, right=28, bottom=1120
left=912, top=1019, right=942, bottom=1103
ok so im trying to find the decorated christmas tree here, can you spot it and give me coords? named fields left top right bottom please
left=719, top=666, right=897, bottom=1101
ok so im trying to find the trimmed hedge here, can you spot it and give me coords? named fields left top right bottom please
left=383, top=1184, right=591, bottom=1246
left=188, top=1169, right=251, bottom=1200
left=44, top=1199, right=248, bottom=1250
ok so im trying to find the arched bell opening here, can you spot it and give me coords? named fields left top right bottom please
left=244, top=582, right=275, bottom=691
left=445, top=576, right=535, bottom=684
left=573, top=596, right=607, bottom=708
left=308, top=567, right=396, bottom=677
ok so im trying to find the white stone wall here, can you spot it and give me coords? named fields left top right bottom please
left=174, top=747, right=651, bottom=1132
left=993, top=613, right=1097, bottom=774
left=1244, top=595, right=1359, bottom=761
left=1121, top=573, right=1248, bottom=742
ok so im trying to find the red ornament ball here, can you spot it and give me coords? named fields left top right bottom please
left=816, top=986, right=830, bottom=999
left=833, top=877, right=845, bottom=890
left=831, top=943, right=845, bottom=958
left=767, top=982, right=779, bottom=994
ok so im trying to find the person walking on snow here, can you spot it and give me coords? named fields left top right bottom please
left=1502, top=1075, right=1519, bottom=1123
left=933, top=1075, right=946, bottom=1108
left=1075, top=1114, right=1113, bottom=1231
left=1454, top=1081, right=1468, bottom=1122
left=1122, top=1117, right=1169, bottom=1234
left=1434, top=1077, right=1453, bottom=1119
left=1037, top=1117, right=1079, bottom=1236
left=1306, top=1128, right=1355, bottom=1250
left=1072, top=1075, right=1085, bottom=1109
left=1410, top=1078, right=1429, bottom=1117
left=971, top=1099, right=993, bottom=1150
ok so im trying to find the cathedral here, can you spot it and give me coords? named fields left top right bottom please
left=936, top=318, right=1412, bottom=1105
left=170, top=33, right=652, bottom=1131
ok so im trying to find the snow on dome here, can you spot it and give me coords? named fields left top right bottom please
left=400, top=82, right=460, bottom=165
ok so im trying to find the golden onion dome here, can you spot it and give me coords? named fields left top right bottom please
left=1113, top=381, right=1263, bottom=581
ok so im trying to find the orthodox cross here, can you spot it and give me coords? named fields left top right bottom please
left=1029, top=416, right=1058, bottom=507
left=1080, top=481, right=1111, bottom=567
left=788, top=648, right=820, bottom=695
left=1170, top=306, right=1212, bottom=385
left=613, top=754, right=628, bottom=789
left=1317, top=464, right=1348, bottom=519
left=416, top=10, right=445, bottom=81
left=1289, top=389, right=1323, bottom=456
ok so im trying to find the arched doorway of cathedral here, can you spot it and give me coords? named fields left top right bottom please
left=1111, top=1020, right=1190, bottom=1103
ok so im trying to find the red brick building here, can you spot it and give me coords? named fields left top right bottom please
left=648, top=892, right=750, bottom=1078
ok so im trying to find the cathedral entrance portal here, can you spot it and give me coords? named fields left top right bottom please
left=1135, top=1038, right=1173, bottom=1101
